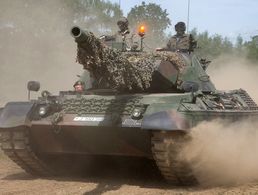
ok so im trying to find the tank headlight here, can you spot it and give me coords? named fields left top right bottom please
left=131, top=108, right=142, bottom=119
left=39, top=106, right=48, bottom=116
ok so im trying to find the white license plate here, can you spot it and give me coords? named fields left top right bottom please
left=73, top=116, right=105, bottom=122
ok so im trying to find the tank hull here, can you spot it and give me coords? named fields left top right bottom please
left=1, top=90, right=258, bottom=185
left=1, top=90, right=258, bottom=157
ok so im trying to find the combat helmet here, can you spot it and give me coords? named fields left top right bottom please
left=117, top=17, right=129, bottom=26
left=117, top=17, right=129, bottom=33
left=175, top=22, right=186, bottom=33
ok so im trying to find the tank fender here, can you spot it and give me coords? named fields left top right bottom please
left=141, top=110, right=191, bottom=131
left=0, top=102, right=35, bottom=129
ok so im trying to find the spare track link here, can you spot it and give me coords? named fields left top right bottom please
left=151, top=131, right=197, bottom=185
left=0, top=127, right=53, bottom=177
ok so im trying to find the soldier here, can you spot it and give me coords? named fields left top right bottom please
left=117, top=17, right=130, bottom=38
left=100, top=17, right=130, bottom=41
left=100, top=17, right=139, bottom=51
left=156, top=22, right=197, bottom=88
left=73, top=80, right=85, bottom=92
left=157, top=22, right=197, bottom=53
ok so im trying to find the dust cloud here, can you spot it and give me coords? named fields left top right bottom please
left=208, top=55, right=258, bottom=103
left=182, top=120, right=258, bottom=186
left=181, top=56, right=258, bottom=186
left=0, top=1, right=82, bottom=106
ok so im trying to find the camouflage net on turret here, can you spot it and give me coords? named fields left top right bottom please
left=75, top=31, right=185, bottom=91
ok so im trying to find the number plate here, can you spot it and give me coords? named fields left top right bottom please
left=73, top=116, right=105, bottom=122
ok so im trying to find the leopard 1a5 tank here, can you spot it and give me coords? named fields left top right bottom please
left=0, top=26, right=258, bottom=185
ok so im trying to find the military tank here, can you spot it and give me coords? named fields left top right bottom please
left=1, top=26, right=258, bottom=185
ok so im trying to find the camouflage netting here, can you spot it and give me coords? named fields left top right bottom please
left=75, top=31, right=185, bottom=91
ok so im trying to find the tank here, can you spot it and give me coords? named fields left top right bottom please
left=1, top=26, right=258, bottom=185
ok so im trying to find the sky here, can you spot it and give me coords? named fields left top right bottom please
left=110, top=0, right=258, bottom=42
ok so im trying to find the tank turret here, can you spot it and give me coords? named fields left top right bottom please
left=71, top=26, right=215, bottom=93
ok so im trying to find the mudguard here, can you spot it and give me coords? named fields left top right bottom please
left=141, top=110, right=191, bottom=131
left=0, top=102, right=35, bottom=129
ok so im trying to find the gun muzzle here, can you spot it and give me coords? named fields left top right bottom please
left=71, top=26, right=88, bottom=42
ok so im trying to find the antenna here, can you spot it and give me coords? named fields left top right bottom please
left=119, top=0, right=121, bottom=8
left=187, top=0, right=190, bottom=33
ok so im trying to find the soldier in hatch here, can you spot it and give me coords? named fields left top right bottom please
left=156, top=22, right=197, bottom=88
left=101, top=17, right=130, bottom=42
left=73, top=80, right=85, bottom=92
left=157, top=22, right=197, bottom=53
left=100, top=17, right=139, bottom=51
left=117, top=17, right=130, bottom=38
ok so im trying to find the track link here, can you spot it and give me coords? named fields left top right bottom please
left=151, top=131, right=197, bottom=185
left=0, top=127, right=53, bottom=176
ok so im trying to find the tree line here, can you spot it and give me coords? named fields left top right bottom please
left=2, top=0, right=256, bottom=63
left=63, top=0, right=258, bottom=63
left=191, top=29, right=258, bottom=62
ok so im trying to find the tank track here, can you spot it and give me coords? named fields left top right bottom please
left=0, top=127, right=53, bottom=176
left=151, top=131, right=197, bottom=185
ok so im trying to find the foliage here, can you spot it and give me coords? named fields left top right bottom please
left=188, top=29, right=258, bottom=64
left=64, top=0, right=123, bottom=34
left=190, top=29, right=234, bottom=59
left=127, top=1, right=171, bottom=47
left=245, top=37, right=258, bottom=62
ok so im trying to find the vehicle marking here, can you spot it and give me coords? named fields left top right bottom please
left=122, top=119, right=141, bottom=127
left=73, top=116, right=105, bottom=122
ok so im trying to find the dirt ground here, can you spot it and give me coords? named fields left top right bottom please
left=1, top=151, right=258, bottom=195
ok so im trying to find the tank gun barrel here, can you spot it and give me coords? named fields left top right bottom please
left=71, top=26, right=89, bottom=43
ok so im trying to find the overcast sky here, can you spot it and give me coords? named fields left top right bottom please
left=110, top=0, right=258, bottom=42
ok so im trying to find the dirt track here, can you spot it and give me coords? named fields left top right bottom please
left=1, top=152, right=258, bottom=195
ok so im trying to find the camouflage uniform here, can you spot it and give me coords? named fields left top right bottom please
left=166, top=34, right=196, bottom=53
